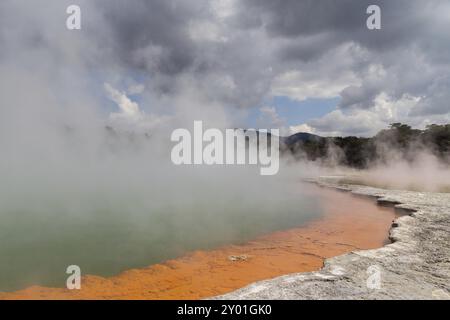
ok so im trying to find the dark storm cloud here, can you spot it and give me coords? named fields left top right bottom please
left=237, top=0, right=427, bottom=50
left=95, top=0, right=202, bottom=76
left=278, top=32, right=341, bottom=63
left=0, top=0, right=449, bottom=129
left=339, top=84, right=381, bottom=110
left=236, top=0, right=450, bottom=114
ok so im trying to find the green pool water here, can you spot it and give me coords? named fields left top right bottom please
left=0, top=184, right=325, bottom=292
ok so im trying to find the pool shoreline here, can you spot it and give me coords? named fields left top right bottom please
left=216, top=176, right=450, bottom=300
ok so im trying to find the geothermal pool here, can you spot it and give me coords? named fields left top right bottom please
left=0, top=184, right=399, bottom=299
left=0, top=182, right=324, bottom=292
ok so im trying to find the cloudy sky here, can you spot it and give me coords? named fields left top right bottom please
left=1, top=0, right=450, bottom=137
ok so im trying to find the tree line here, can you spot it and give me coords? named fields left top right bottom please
left=282, top=123, right=450, bottom=168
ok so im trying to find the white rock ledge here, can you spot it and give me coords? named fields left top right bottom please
left=214, top=176, right=450, bottom=300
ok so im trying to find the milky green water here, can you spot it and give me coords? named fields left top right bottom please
left=0, top=186, right=324, bottom=292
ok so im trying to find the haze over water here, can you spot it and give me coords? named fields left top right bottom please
left=0, top=179, right=322, bottom=292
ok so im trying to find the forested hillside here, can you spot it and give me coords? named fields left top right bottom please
left=282, top=123, right=450, bottom=168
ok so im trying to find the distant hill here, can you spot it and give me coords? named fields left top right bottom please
left=281, top=132, right=323, bottom=146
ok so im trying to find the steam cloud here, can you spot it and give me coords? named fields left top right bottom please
left=0, top=0, right=448, bottom=290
